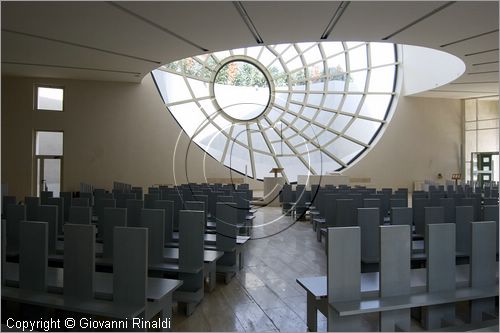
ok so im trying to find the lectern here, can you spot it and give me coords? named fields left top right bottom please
left=264, top=168, right=285, bottom=207
left=269, top=167, right=284, bottom=178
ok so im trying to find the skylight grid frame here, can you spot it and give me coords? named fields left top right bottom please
left=152, top=41, right=400, bottom=183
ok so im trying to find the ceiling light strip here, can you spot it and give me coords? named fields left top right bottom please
left=320, top=1, right=350, bottom=40
left=2, top=29, right=161, bottom=64
left=450, top=81, right=498, bottom=85
left=233, top=2, right=264, bottom=44
left=382, top=2, right=456, bottom=40
left=2, top=61, right=141, bottom=75
left=108, top=2, right=209, bottom=52
left=465, top=48, right=499, bottom=57
left=468, top=71, right=499, bottom=75
left=440, top=29, right=499, bottom=48
left=472, top=61, right=499, bottom=66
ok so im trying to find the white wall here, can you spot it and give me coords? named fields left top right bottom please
left=401, top=44, right=465, bottom=96
left=2, top=74, right=462, bottom=199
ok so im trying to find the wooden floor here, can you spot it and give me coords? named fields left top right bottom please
left=172, top=206, right=327, bottom=332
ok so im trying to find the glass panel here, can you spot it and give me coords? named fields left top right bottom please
left=344, top=119, right=382, bottom=144
left=37, top=87, right=64, bottom=111
left=194, top=123, right=227, bottom=161
left=331, top=115, right=352, bottom=132
left=259, top=47, right=277, bottom=67
left=43, top=158, right=61, bottom=197
left=186, top=78, right=210, bottom=98
left=326, top=137, right=364, bottom=163
left=214, top=61, right=270, bottom=120
left=348, top=70, right=367, bottom=92
left=478, top=128, right=499, bottom=152
left=464, top=100, right=477, bottom=121
left=287, top=57, right=304, bottom=72
left=303, top=46, right=322, bottom=64
left=169, top=102, right=206, bottom=137
left=315, top=110, right=334, bottom=124
left=477, top=100, right=499, bottom=120
left=278, top=156, right=311, bottom=180
left=477, top=119, right=499, bottom=129
left=157, top=72, right=192, bottom=104
left=307, top=93, right=323, bottom=106
left=359, top=94, right=391, bottom=120
left=465, top=130, right=477, bottom=158
left=36, top=131, right=63, bottom=156
left=251, top=132, right=271, bottom=153
left=274, top=93, right=289, bottom=108
left=342, top=95, right=362, bottom=114
left=322, top=42, right=344, bottom=57
left=369, top=43, right=395, bottom=66
left=368, top=66, right=396, bottom=92
left=301, top=106, right=317, bottom=119
left=224, top=142, right=253, bottom=177
left=323, top=94, right=343, bottom=110
left=254, top=153, right=279, bottom=180
left=347, top=45, right=367, bottom=71
left=281, top=46, right=298, bottom=62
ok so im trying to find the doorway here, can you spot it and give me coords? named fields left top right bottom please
left=34, top=131, right=63, bottom=197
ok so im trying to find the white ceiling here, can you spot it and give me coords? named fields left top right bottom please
left=2, top=1, right=498, bottom=99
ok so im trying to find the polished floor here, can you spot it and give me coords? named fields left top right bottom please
left=172, top=206, right=327, bottom=332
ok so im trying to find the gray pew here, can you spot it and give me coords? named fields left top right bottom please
left=141, top=209, right=165, bottom=265
left=413, top=198, right=430, bottom=237
left=379, top=225, right=411, bottom=331
left=25, top=196, right=40, bottom=221
left=144, top=193, right=160, bottom=209
left=154, top=200, right=174, bottom=243
left=95, top=198, right=116, bottom=238
left=2, top=196, right=17, bottom=216
left=60, top=192, right=72, bottom=222
left=327, top=227, right=362, bottom=331
left=335, top=199, right=355, bottom=227
left=102, top=208, right=127, bottom=259
left=64, top=224, right=95, bottom=300
left=391, top=207, right=412, bottom=227
left=72, top=197, right=89, bottom=207
left=38, top=205, right=58, bottom=254
left=40, top=191, right=53, bottom=205
left=113, top=227, right=147, bottom=318
left=363, top=198, right=383, bottom=225
left=69, top=206, right=92, bottom=225
left=440, top=198, right=455, bottom=223
left=482, top=205, right=499, bottom=254
left=176, top=210, right=205, bottom=315
left=469, top=221, right=497, bottom=322
left=47, top=197, right=64, bottom=235
left=19, top=221, right=48, bottom=291
left=6, top=204, right=26, bottom=253
left=126, top=199, right=144, bottom=227
left=423, top=223, right=456, bottom=329
left=456, top=206, right=473, bottom=255
left=359, top=208, right=380, bottom=264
